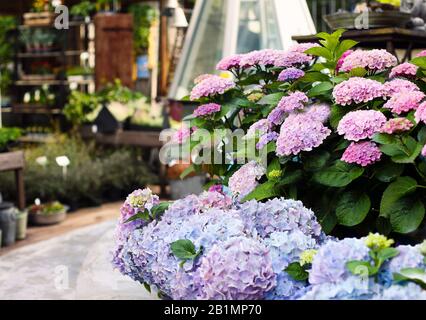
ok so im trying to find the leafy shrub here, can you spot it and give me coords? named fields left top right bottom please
left=184, top=30, right=426, bottom=239
left=0, top=127, right=22, bottom=151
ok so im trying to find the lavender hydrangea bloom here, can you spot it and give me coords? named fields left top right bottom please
left=239, top=49, right=283, bottom=67
left=387, top=245, right=425, bottom=274
left=193, top=103, right=221, bottom=117
left=196, top=237, right=277, bottom=300
left=256, top=132, right=279, bottom=150
left=278, top=68, right=305, bottom=82
left=276, top=113, right=331, bottom=156
left=277, top=91, right=309, bottom=113
left=301, top=277, right=380, bottom=300
left=375, top=283, right=426, bottom=300
left=190, top=75, right=236, bottom=100
left=237, top=198, right=323, bottom=240
left=246, top=119, right=271, bottom=138
left=305, top=103, right=331, bottom=123
left=340, top=49, right=397, bottom=72
left=309, top=238, right=370, bottom=285
left=263, top=230, right=319, bottom=300
left=274, top=51, right=313, bottom=68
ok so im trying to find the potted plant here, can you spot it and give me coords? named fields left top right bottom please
left=28, top=201, right=68, bottom=226
left=0, top=201, right=18, bottom=247
left=96, top=0, right=121, bottom=13
left=15, top=210, right=28, bottom=240
left=0, top=127, right=22, bottom=153
left=324, top=0, right=411, bottom=30
left=70, top=1, right=96, bottom=21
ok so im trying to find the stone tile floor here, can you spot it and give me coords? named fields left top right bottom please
left=0, top=213, right=157, bottom=300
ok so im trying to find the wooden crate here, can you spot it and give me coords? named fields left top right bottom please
left=23, top=12, right=57, bottom=26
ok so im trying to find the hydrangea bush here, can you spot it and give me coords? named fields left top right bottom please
left=181, top=30, right=426, bottom=237
left=112, top=188, right=426, bottom=300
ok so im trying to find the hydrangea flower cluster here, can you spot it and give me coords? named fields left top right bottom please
left=383, top=91, right=425, bottom=114
left=278, top=68, right=305, bottom=82
left=228, top=161, right=266, bottom=199
left=277, top=91, right=309, bottom=113
left=383, top=79, right=420, bottom=97
left=216, top=54, right=244, bottom=71
left=113, top=188, right=426, bottom=300
left=389, top=62, right=418, bottom=79
left=380, top=118, right=414, bottom=134
left=337, top=110, right=387, bottom=141
left=332, top=77, right=385, bottom=105
left=190, top=75, right=236, bottom=100
left=341, top=141, right=382, bottom=167
left=276, top=112, right=331, bottom=156
left=415, top=101, right=426, bottom=124
left=193, top=103, right=221, bottom=117
left=340, top=49, right=397, bottom=72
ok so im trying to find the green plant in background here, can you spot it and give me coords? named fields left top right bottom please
left=0, top=127, right=22, bottom=151
left=70, top=1, right=96, bottom=18
left=64, top=91, right=100, bottom=127
left=0, top=135, right=157, bottom=209
left=97, top=79, right=143, bottom=104
left=0, top=16, right=17, bottom=96
left=129, top=3, right=157, bottom=56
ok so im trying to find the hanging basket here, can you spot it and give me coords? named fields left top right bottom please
left=324, top=11, right=412, bottom=30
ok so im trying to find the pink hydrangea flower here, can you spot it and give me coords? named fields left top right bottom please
left=289, top=42, right=320, bottom=53
left=305, top=103, right=331, bottom=124
left=383, top=79, right=420, bottom=97
left=216, top=54, right=244, bottom=71
left=190, top=75, right=236, bottom=100
left=389, top=63, right=418, bottom=79
left=246, top=119, right=271, bottom=138
left=333, top=77, right=385, bottom=106
left=380, top=118, right=414, bottom=134
left=342, top=141, right=382, bottom=167
left=422, top=144, right=426, bottom=157
left=256, top=132, right=279, bottom=150
left=172, top=126, right=191, bottom=144
left=277, top=91, right=309, bottom=113
left=383, top=91, right=425, bottom=114
left=228, top=161, right=266, bottom=198
left=337, top=110, right=387, bottom=142
left=336, top=50, right=354, bottom=73
left=340, top=49, right=397, bottom=72
left=193, top=103, right=221, bottom=117
left=239, top=49, right=282, bottom=67
left=416, top=50, right=426, bottom=57
left=415, top=101, right=426, bottom=124
left=274, top=51, right=313, bottom=68
left=194, top=74, right=215, bottom=84
left=276, top=113, right=331, bottom=156
left=278, top=68, right=305, bottom=82
left=267, top=106, right=287, bottom=126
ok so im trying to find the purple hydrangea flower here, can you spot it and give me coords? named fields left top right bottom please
left=309, top=238, right=370, bottom=285
left=274, top=51, right=313, bottom=68
left=190, top=75, right=236, bottom=100
left=375, top=283, right=426, bottom=300
left=237, top=198, right=323, bottom=240
left=337, top=110, right=387, bottom=141
left=196, top=237, right=277, bottom=300
left=256, top=132, right=279, bottom=150
left=239, top=49, right=283, bottom=67
left=278, top=68, right=305, bottom=82
left=304, top=103, right=331, bottom=124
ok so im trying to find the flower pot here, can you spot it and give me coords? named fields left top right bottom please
left=15, top=211, right=28, bottom=240
left=29, top=206, right=68, bottom=226
left=324, top=11, right=412, bottom=30
left=0, top=202, right=17, bottom=247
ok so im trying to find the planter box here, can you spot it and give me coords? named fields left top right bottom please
left=324, top=11, right=412, bottom=30
left=23, top=12, right=57, bottom=26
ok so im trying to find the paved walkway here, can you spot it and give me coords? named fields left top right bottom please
left=0, top=220, right=157, bottom=300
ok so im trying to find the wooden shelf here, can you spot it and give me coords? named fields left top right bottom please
left=19, top=134, right=55, bottom=143
left=18, top=21, right=89, bottom=29
left=11, top=104, right=62, bottom=114
left=17, top=50, right=85, bottom=58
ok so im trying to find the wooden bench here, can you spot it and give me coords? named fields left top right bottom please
left=0, top=151, right=26, bottom=210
